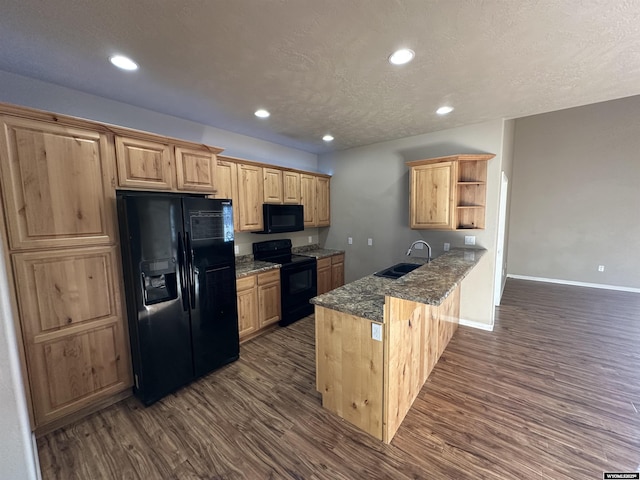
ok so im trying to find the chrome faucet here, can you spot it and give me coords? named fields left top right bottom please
left=406, top=240, right=431, bottom=262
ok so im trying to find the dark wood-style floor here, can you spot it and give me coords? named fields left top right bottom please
left=37, top=279, right=640, bottom=479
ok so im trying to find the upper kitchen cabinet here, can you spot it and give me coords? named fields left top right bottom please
left=300, top=174, right=316, bottom=227
left=175, top=146, right=218, bottom=193
left=316, top=175, right=331, bottom=227
left=283, top=171, right=300, bottom=204
left=263, top=167, right=284, bottom=204
left=236, top=163, right=264, bottom=231
left=407, top=154, right=494, bottom=230
left=213, top=156, right=239, bottom=231
left=0, top=117, right=116, bottom=250
left=115, top=136, right=174, bottom=191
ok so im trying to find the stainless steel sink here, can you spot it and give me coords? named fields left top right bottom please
left=374, top=262, right=422, bottom=279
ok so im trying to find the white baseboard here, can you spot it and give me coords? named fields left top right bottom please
left=459, top=318, right=494, bottom=331
left=506, top=274, right=640, bottom=293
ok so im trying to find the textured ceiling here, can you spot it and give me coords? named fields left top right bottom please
left=2, top=0, right=640, bottom=154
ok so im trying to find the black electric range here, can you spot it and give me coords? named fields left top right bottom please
left=253, top=239, right=317, bottom=326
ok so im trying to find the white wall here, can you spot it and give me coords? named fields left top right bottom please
left=508, top=96, right=640, bottom=289
left=318, top=119, right=507, bottom=326
left=0, top=234, right=39, bottom=479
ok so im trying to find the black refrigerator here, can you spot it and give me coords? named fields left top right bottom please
left=117, top=192, right=239, bottom=405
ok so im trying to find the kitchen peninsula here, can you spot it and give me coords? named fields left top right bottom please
left=311, top=248, right=486, bottom=443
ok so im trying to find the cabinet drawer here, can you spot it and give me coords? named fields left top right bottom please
left=236, top=274, right=256, bottom=291
left=317, top=257, right=331, bottom=270
left=258, top=269, right=280, bottom=285
left=331, top=254, right=344, bottom=265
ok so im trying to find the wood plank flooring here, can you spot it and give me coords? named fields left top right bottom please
left=38, top=279, right=640, bottom=479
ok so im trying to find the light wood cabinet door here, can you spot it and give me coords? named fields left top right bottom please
left=115, top=136, right=173, bottom=190
left=263, top=168, right=284, bottom=204
left=316, top=176, right=331, bottom=227
left=12, top=246, right=132, bottom=426
left=0, top=117, right=116, bottom=250
left=283, top=171, right=301, bottom=204
left=317, top=257, right=332, bottom=295
left=300, top=174, right=317, bottom=227
left=237, top=163, right=264, bottom=231
left=236, top=275, right=258, bottom=339
left=175, top=147, right=216, bottom=193
left=257, top=270, right=281, bottom=328
left=331, top=254, right=345, bottom=290
left=409, top=161, right=456, bottom=230
left=213, top=158, right=239, bottom=231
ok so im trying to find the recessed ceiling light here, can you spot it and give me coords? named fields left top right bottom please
left=388, top=49, right=415, bottom=65
left=436, top=106, right=454, bottom=115
left=254, top=109, right=270, bottom=118
left=109, top=55, right=138, bottom=71
left=322, top=134, right=334, bottom=142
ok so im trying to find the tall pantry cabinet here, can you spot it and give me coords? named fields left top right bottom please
left=0, top=113, right=132, bottom=432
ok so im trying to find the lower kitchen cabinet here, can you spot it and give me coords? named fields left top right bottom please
left=11, top=246, right=132, bottom=429
left=236, top=268, right=281, bottom=341
left=317, top=253, right=345, bottom=295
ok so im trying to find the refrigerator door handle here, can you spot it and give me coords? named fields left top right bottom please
left=178, top=232, right=189, bottom=311
left=186, top=232, right=197, bottom=309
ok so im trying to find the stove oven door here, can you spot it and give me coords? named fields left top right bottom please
left=280, top=261, right=317, bottom=326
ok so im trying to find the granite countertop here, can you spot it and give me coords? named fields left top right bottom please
left=310, top=248, right=486, bottom=323
left=235, top=260, right=281, bottom=279
left=292, top=244, right=345, bottom=258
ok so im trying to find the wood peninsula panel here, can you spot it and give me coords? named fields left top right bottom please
left=0, top=117, right=116, bottom=250
left=175, top=146, right=217, bottom=192
left=315, top=306, right=384, bottom=440
left=115, top=136, right=173, bottom=190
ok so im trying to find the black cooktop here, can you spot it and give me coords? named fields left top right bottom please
left=252, top=239, right=315, bottom=267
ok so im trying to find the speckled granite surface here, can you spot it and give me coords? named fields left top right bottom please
left=310, top=248, right=485, bottom=322
left=235, top=260, right=281, bottom=278
left=295, top=247, right=345, bottom=259
left=292, top=244, right=321, bottom=253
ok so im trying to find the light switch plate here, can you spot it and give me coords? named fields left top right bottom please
left=368, top=238, right=373, bottom=246
left=308, top=236, right=313, bottom=243
left=464, top=235, right=476, bottom=246
left=348, top=237, right=353, bottom=245
left=234, top=245, right=239, bottom=254
left=371, top=323, right=382, bottom=341
left=444, top=242, right=450, bottom=251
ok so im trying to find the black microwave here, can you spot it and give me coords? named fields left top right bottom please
left=254, top=204, right=304, bottom=234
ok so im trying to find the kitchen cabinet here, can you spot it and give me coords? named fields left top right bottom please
left=263, top=168, right=284, bottom=204
left=316, top=176, right=331, bottom=227
left=0, top=117, right=117, bottom=250
left=283, top=171, right=301, bottom=204
left=317, top=257, right=332, bottom=295
left=257, top=269, right=281, bottom=328
left=236, top=268, right=281, bottom=341
left=236, top=275, right=259, bottom=339
left=316, top=253, right=345, bottom=295
left=236, top=163, right=264, bottom=231
left=330, top=253, right=344, bottom=289
left=300, top=174, right=316, bottom=227
left=212, top=157, right=239, bottom=232
left=301, top=173, right=331, bottom=227
left=406, top=154, right=494, bottom=230
left=115, top=136, right=174, bottom=191
left=12, top=246, right=132, bottom=427
left=116, top=136, right=221, bottom=194
left=175, top=146, right=217, bottom=193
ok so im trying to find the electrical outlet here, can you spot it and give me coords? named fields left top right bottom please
left=234, top=245, right=239, bottom=255
left=348, top=237, right=353, bottom=245
left=371, top=323, right=382, bottom=341
left=598, top=265, right=605, bottom=272
left=464, top=235, right=476, bottom=246
left=444, top=242, right=450, bottom=252
left=308, top=236, right=313, bottom=244
left=368, top=238, right=373, bottom=246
